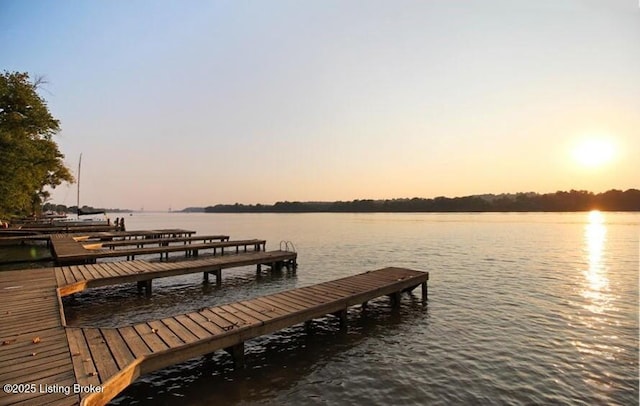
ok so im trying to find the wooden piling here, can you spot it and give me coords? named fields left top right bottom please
left=224, top=342, right=245, bottom=368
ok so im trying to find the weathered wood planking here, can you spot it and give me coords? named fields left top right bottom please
left=72, top=229, right=196, bottom=241
left=51, top=236, right=268, bottom=265
left=0, top=224, right=118, bottom=235
left=50, top=235, right=94, bottom=265
left=56, top=250, right=297, bottom=296
left=0, top=234, right=52, bottom=246
left=70, top=267, right=428, bottom=406
left=0, top=268, right=80, bottom=406
left=83, top=239, right=267, bottom=260
left=98, top=235, right=230, bottom=249
left=0, top=265, right=429, bottom=406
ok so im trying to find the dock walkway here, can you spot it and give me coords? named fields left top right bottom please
left=0, top=266, right=428, bottom=406
left=50, top=235, right=268, bottom=265
left=73, top=230, right=195, bottom=241
left=97, top=235, right=230, bottom=249
left=0, top=268, right=79, bottom=405
left=55, top=250, right=298, bottom=296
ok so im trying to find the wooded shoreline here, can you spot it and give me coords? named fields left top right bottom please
left=195, top=189, right=640, bottom=213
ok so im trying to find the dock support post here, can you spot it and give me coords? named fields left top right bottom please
left=304, top=320, right=313, bottom=333
left=334, top=309, right=348, bottom=330
left=224, top=342, right=245, bottom=368
left=362, top=301, right=368, bottom=310
left=137, top=280, right=152, bottom=296
left=421, top=282, right=428, bottom=302
left=389, top=291, right=401, bottom=308
left=256, top=264, right=262, bottom=274
left=203, top=272, right=209, bottom=283
left=215, top=269, right=222, bottom=286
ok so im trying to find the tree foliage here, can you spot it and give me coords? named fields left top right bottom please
left=203, top=189, right=640, bottom=213
left=0, top=71, right=74, bottom=218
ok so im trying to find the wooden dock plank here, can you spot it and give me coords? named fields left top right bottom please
left=227, top=303, right=272, bottom=322
left=240, top=299, right=290, bottom=318
left=98, top=235, right=229, bottom=248
left=82, top=264, right=111, bottom=279
left=74, top=229, right=195, bottom=242
left=173, top=315, right=212, bottom=340
left=258, top=295, right=312, bottom=313
left=112, top=261, right=137, bottom=274
left=78, top=264, right=102, bottom=280
left=106, top=261, right=131, bottom=276
left=209, top=306, right=256, bottom=329
left=327, top=276, right=386, bottom=291
left=55, top=250, right=297, bottom=296
left=1, top=371, right=78, bottom=406
left=0, top=354, right=74, bottom=386
left=0, top=331, right=68, bottom=359
left=60, top=266, right=78, bottom=284
left=68, top=266, right=85, bottom=284
left=146, top=320, right=184, bottom=348
left=124, top=261, right=150, bottom=274
left=185, top=312, right=226, bottom=335
left=0, top=292, right=58, bottom=309
left=101, top=329, right=136, bottom=370
left=91, top=263, right=120, bottom=278
left=133, top=324, right=169, bottom=353
left=130, top=260, right=157, bottom=273
left=83, top=328, right=119, bottom=384
left=219, top=304, right=265, bottom=325
left=274, top=291, right=322, bottom=308
left=54, top=267, right=68, bottom=286
left=198, top=309, right=237, bottom=332
left=118, top=326, right=151, bottom=358
left=290, top=285, right=345, bottom=301
left=160, top=317, right=200, bottom=345
left=303, top=284, right=358, bottom=299
left=0, top=350, right=72, bottom=378
left=100, top=262, right=128, bottom=277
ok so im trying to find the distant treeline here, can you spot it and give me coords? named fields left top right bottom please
left=41, top=203, right=132, bottom=214
left=201, top=189, right=640, bottom=213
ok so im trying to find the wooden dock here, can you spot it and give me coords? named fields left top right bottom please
left=71, top=229, right=196, bottom=241
left=0, top=268, right=80, bottom=406
left=0, top=224, right=119, bottom=236
left=0, top=234, right=52, bottom=246
left=97, top=235, right=230, bottom=249
left=50, top=235, right=268, bottom=265
left=0, top=266, right=428, bottom=406
left=55, top=250, right=298, bottom=296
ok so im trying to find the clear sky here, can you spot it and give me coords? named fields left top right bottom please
left=1, top=0, right=638, bottom=211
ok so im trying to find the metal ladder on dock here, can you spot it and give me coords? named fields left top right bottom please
left=279, top=240, right=296, bottom=252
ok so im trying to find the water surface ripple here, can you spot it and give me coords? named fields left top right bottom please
left=60, top=212, right=639, bottom=405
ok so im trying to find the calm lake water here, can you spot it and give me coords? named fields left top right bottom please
left=58, top=212, right=639, bottom=405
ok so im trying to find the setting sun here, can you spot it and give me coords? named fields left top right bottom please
left=572, top=138, right=616, bottom=168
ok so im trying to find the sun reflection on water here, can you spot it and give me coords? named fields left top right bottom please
left=584, top=210, right=609, bottom=305
left=573, top=210, right=622, bottom=390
